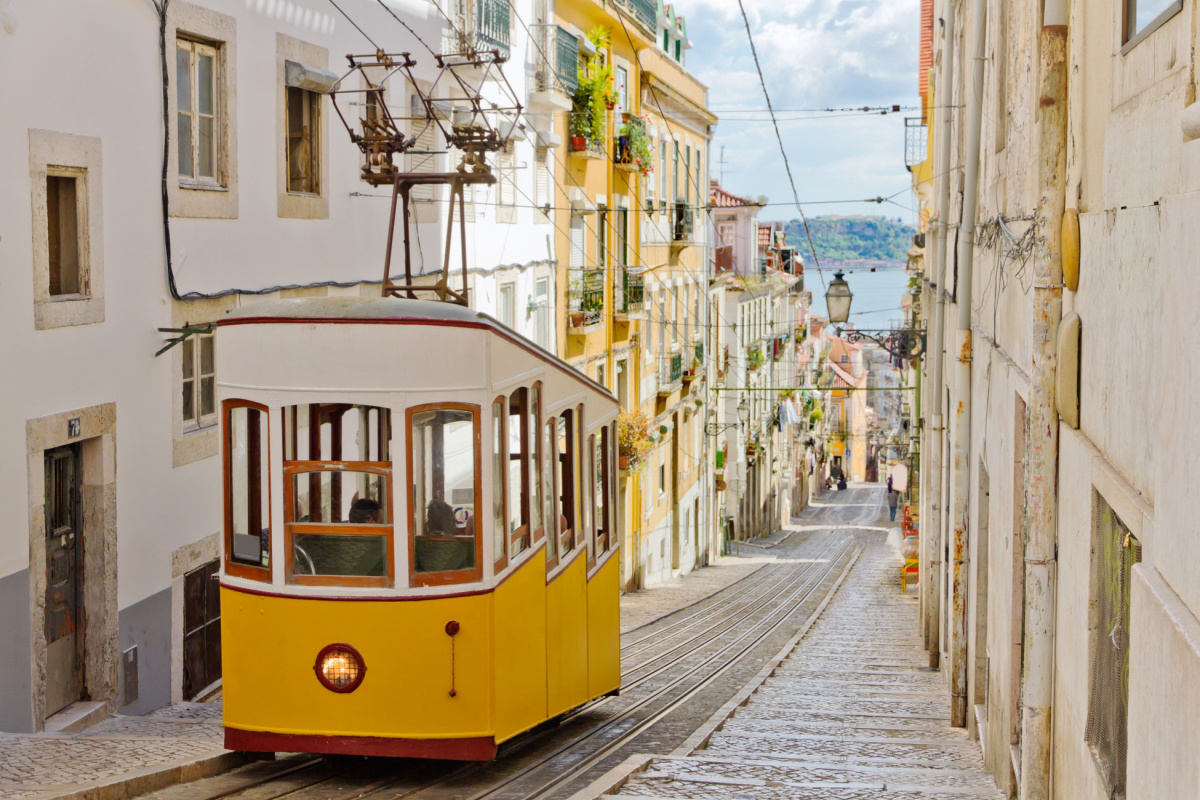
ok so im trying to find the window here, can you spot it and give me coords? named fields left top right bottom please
left=576, top=405, right=587, bottom=550
left=569, top=214, right=586, bottom=268
left=182, top=333, right=216, bottom=432
left=1085, top=494, right=1142, bottom=797
left=177, top=38, right=220, bottom=184
left=492, top=399, right=508, bottom=568
left=659, top=141, right=668, bottom=211
left=594, top=425, right=612, bottom=556
left=498, top=282, right=516, bottom=328
left=556, top=410, right=576, bottom=554
left=658, top=444, right=666, bottom=499
left=673, top=142, right=680, bottom=200
left=508, top=389, right=530, bottom=556
left=535, top=146, right=551, bottom=212
left=544, top=417, right=559, bottom=568
left=585, top=435, right=597, bottom=564
left=534, top=278, right=550, bottom=349
left=224, top=401, right=270, bottom=580
left=408, top=94, right=439, bottom=202
left=1123, top=0, right=1181, bottom=46
left=283, top=404, right=393, bottom=586
left=615, top=66, right=628, bottom=116
left=530, top=385, right=543, bottom=541
left=498, top=141, right=517, bottom=210
left=616, top=208, right=629, bottom=266
left=287, top=86, right=321, bottom=194
left=685, top=145, right=691, bottom=205
left=46, top=172, right=84, bottom=297
left=409, top=405, right=481, bottom=586
left=840, top=354, right=850, bottom=365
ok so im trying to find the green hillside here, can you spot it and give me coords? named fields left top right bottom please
left=782, top=216, right=915, bottom=262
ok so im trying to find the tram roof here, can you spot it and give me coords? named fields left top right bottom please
left=220, top=297, right=484, bottom=325
left=219, top=297, right=617, bottom=402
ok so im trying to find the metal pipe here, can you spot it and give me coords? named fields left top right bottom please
left=1019, top=2, right=1067, bottom=795
left=924, top=0, right=956, bottom=667
left=948, top=0, right=988, bottom=729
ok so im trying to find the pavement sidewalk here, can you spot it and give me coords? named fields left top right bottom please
left=0, top=702, right=242, bottom=800
left=586, top=533, right=1004, bottom=800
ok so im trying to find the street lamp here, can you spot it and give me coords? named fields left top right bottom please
left=824, top=271, right=927, bottom=360
left=706, top=398, right=752, bottom=437
left=825, top=271, right=853, bottom=325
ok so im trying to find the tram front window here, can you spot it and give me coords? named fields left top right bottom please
left=282, top=404, right=393, bottom=586
left=410, top=407, right=481, bottom=584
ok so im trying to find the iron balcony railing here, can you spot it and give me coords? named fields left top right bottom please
left=672, top=201, right=694, bottom=242
left=619, top=267, right=645, bottom=315
left=615, top=0, right=657, bottom=34
left=568, top=269, right=604, bottom=329
left=444, top=0, right=511, bottom=59
left=532, top=24, right=578, bottom=95
left=905, top=117, right=928, bottom=168
left=658, top=352, right=684, bottom=394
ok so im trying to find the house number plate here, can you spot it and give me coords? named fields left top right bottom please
left=67, top=418, right=81, bottom=438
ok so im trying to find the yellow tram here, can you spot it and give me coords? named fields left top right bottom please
left=215, top=298, right=621, bottom=760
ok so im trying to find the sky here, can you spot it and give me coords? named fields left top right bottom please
left=681, top=0, right=921, bottom=224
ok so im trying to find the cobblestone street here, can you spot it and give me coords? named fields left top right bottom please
left=597, top=522, right=1003, bottom=800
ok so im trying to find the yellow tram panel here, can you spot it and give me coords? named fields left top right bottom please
left=221, top=588, right=493, bottom=740
left=491, top=549, right=549, bottom=743
left=587, top=556, right=622, bottom=699
left=546, top=555, right=590, bottom=718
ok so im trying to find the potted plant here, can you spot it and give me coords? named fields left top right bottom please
left=618, top=408, right=653, bottom=471
left=617, top=115, right=653, bottom=176
left=572, top=27, right=615, bottom=151
left=747, top=347, right=764, bottom=371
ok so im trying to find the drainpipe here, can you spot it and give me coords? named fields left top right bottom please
left=924, top=0, right=955, bottom=668
left=948, top=0, right=988, bottom=729
left=1019, top=0, right=1067, bottom=795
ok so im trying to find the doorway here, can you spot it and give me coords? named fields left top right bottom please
left=183, top=560, right=222, bottom=699
left=45, top=445, right=83, bottom=717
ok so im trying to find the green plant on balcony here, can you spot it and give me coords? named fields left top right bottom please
left=616, top=116, right=653, bottom=176
left=571, top=27, right=616, bottom=153
left=618, top=408, right=653, bottom=471
left=747, top=347, right=764, bottom=371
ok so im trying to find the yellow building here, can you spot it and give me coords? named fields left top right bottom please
left=531, top=0, right=715, bottom=589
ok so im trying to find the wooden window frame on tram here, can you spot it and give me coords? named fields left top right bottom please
left=222, top=399, right=272, bottom=583
left=405, top=402, right=484, bottom=589
left=282, top=459, right=395, bottom=588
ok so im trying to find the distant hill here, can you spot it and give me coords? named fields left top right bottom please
left=781, top=216, right=916, bottom=263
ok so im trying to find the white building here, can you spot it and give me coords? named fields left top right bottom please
left=0, top=0, right=555, bottom=732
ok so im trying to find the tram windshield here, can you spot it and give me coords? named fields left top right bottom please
left=410, top=407, right=480, bottom=581
left=282, top=404, right=393, bottom=585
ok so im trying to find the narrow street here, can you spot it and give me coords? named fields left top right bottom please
left=0, top=486, right=997, bottom=800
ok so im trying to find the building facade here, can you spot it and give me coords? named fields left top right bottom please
left=912, top=1, right=1200, bottom=798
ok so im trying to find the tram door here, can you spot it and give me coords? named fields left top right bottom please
left=45, top=445, right=83, bottom=716
left=183, top=560, right=222, bottom=699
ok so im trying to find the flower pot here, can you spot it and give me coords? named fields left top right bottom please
left=622, top=112, right=632, bottom=123
left=619, top=455, right=630, bottom=469
left=605, top=101, right=615, bottom=110
left=570, top=136, right=587, bottom=151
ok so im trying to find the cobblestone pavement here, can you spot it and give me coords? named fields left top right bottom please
left=0, top=702, right=228, bottom=800
left=608, top=529, right=1003, bottom=800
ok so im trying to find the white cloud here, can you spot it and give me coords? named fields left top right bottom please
left=683, top=0, right=920, bottom=221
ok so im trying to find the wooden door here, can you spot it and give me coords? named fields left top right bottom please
left=45, top=445, right=82, bottom=716
left=183, top=560, right=221, bottom=699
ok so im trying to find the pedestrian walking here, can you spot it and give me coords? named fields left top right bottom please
left=887, top=488, right=900, bottom=522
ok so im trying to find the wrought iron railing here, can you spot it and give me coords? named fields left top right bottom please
left=568, top=113, right=606, bottom=157
left=568, top=269, right=604, bottom=329
left=672, top=201, right=694, bottom=242
left=532, top=24, right=578, bottom=95
left=619, top=268, right=645, bottom=315
left=905, top=117, right=928, bottom=168
left=658, top=352, right=683, bottom=392
left=444, top=0, right=511, bottom=58
left=615, top=0, right=657, bottom=34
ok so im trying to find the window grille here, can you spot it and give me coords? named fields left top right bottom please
left=1085, top=493, right=1142, bottom=799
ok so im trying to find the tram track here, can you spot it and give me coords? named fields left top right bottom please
left=167, top=487, right=882, bottom=800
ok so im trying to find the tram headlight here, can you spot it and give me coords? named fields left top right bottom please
left=313, top=644, right=366, bottom=693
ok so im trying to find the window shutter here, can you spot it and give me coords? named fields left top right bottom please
left=499, top=143, right=517, bottom=207
left=569, top=214, right=585, bottom=268
left=408, top=94, right=438, bottom=201
left=535, top=146, right=550, bottom=210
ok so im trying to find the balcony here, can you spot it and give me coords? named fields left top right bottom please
left=614, top=0, right=657, bottom=35
left=568, top=270, right=604, bottom=332
left=442, top=0, right=511, bottom=59
left=672, top=201, right=694, bottom=243
left=684, top=342, right=703, bottom=381
left=568, top=113, right=607, bottom=159
left=616, top=268, right=645, bottom=319
left=658, top=351, right=684, bottom=395
left=531, top=24, right=578, bottom=100
left=905, top=117, right=928, bottom=169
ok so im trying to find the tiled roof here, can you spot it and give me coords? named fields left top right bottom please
left=710, top=180, right=758, bottom=208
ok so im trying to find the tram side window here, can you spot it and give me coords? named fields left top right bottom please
left=530, top=385, right=543, bottom=541
left=544, top=417, right=558, bottom=567
left=595, top=427, right=610, bottom=556
left=411, top=406, right=481, bottom=584
left=225, top=402, right=270, bottom=577
left=492, top=400, right=507, bottom=569
left=575, top=405, right=587, bottom=550
left=508, top=389, right=529, bottom=556
left=556, top=411, right=575, bottom=554
left=283, top=404, right=392, bottom=585
left=584, top=434, right=596, bottom=564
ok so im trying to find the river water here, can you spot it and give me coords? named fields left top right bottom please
left=806, top=264, right=911, bottom=331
